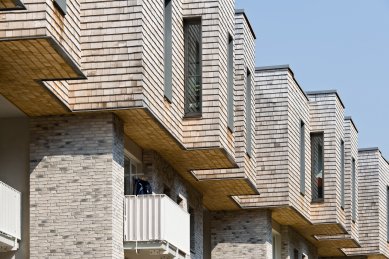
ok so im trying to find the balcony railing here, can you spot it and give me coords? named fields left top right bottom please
left=124, top=195, right=190, bottom=257
left=0, top=181, right=21, bottom=251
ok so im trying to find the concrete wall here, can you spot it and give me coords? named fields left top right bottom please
left=0, top=117, right=30, bottom=259
left=211, top=209, right=272, bottom=259
left=29, top=114, right=124, bottom=259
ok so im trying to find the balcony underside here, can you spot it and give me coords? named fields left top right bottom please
left=236, top=199, right=359, bottom=256
left=116, top=108, right=258, bottom=211
left=124, top=241, right=186, bottom=259
left=0, top=36, right=85, bottom=116
left=0, top=0, right=25, bottom=10
left=0, top=232, right=18, bottom=252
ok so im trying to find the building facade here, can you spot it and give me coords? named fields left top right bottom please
left=0, top=0, right=388, bottom=259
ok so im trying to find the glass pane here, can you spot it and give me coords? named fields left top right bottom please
left=184, top=20, right=201, bottom=115
left=311, top=133, right=324, bottom=200
left=124, top=158, right=132, bottom=195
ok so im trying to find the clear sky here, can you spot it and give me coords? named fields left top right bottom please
left=235, top=0, right=389, bottom=158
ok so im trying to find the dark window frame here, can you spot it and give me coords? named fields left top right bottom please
left=300, top=120, right=306, bottom=195
left=189, top=206, right=196, bottom=253
left=341, top=139, right=345, bottom=209
left=183, top=17, right=202, bottom=117
left=227, top=34, right=234, bottom=131
left=311, top=132, right=325, bottom=202
left=352, top=157, right=356, bottom=222
left=53, top=0, right=67, bottom=15
left=246, top=69, right=253, bottom=156
left=164, top=0, right=173, bottom=102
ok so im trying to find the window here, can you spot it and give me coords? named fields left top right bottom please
left=246, top=70, right=252, bottom=156
left=227, top=34, right=234, bottom=131
left=341, top=140, right=345, bottom=209
left=184, top=18, right=202, bottom=116
left=53, top=0, right=67, bottom=15
left=311, top=133, right=324, bottom=201
left=352, top=158, right=356, bottom=222
left=124, top=156, right=143, bottom=195
left=272, top=230, right=281, bottom=259
left=300, top=120, right=306, bottom=195
left=293, top=249, right=299, bottom=259
left=164, top=0, right=173, bottom=102
left=189, top=206, right=195, bottom=253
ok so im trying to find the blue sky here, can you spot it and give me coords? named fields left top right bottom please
left=235, top=0, right=389, bottom=157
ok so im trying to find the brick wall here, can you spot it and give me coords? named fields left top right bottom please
left=211, top=209, right=272, bottom=259
left=142, top=150, right=203, bottom=259
left=29, top=113, right=124, bottom=258
left=280, top=225, right=318, bottom=259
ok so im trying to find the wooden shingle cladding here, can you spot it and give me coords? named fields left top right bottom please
left=237, top=67, right=311, bottom=212
left=70, top=0, right=253, bottom=210
left=343, top=149, right=389, bottom=258
left=315, top=118, right=361, bottom=254
left=0, top=0, right=83, bottom=114
left=191, top=11, right=258, bottom=198
left=234, top=67, right=359, bottom=256
left=307, top=91, right=347, bottom=227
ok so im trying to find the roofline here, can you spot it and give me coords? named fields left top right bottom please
left=359, top=147, right=380, bottom=152
left=305, top=90, right=346, bottom=109
left=235, top=9, right=256, bottom=40
left=359, top=147, right=389, bottom=165
left=255, top=65, right=309, bottom=102
left=344, top=116, right=359, bottom=133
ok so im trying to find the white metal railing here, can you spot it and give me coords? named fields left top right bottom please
left=124, top=194, right=190, bottom=255
left=0, top=181, right=21, bottom=240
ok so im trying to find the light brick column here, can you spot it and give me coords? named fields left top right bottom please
left=210, top=209, right=272, bottom=259
left=29, top=114, right=124, bottom=259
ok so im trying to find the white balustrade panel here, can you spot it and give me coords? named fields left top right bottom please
left=0, top=181, right=21, bottom=240
left=124, top=194, right=190, bottom=254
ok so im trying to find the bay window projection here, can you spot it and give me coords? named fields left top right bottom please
left=311, top=132, right=324, bottom=200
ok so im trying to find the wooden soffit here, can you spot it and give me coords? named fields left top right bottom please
left=0, top=37, right=85, bottom=116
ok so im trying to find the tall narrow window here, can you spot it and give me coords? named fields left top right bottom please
left=300, top=120, right=306, bottom=195
left=311, top=133, right=324, bottom=201
left=293, top=249, right=299, bottom=259
left=352, top=157, right=356, bottom=222
left=246, top=70, right=252, bottom=156
left=227, top=35, right=234, bottom=130
left=164, top=0, right=173, bottom=102
left=124, top=157, right=143, bottom=195
left=341, top=140, right=345, bottom=209
left=54, top=0, right=67, bottom=15
left=272, top=230, right=281, bottom=259
left=189, top=206, right=195, bottom=253
left=184, top=19, right=202, bottom=116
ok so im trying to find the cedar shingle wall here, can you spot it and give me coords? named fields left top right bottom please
left=233, top=12, right=257, bottom=182
left=344, top=119, right=359, bottom=242
left=252, top=69, right=290, bottom=206
left=308, top=93, right=346, bottom=226
left=287, top=71, right=311, bottom=220
left=345, top=150, right=381, bottom=256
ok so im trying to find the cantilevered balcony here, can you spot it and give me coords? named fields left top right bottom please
left=0, top=181, right=21, bottom=252
left=124, top=195, right=189, bottom=259
left=0, top=0, right=85, bottom=116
